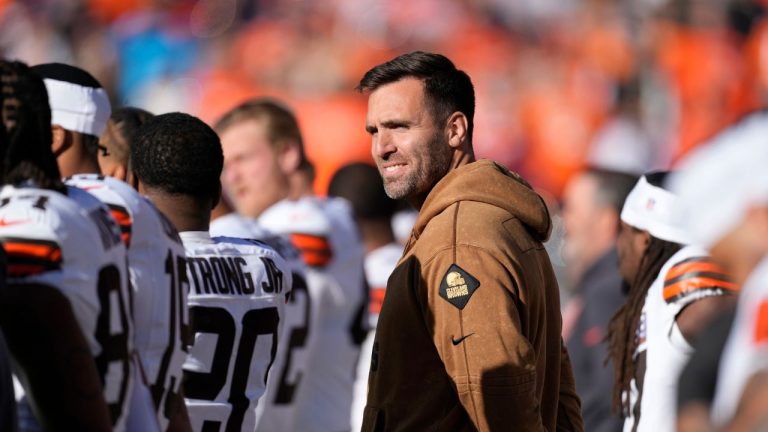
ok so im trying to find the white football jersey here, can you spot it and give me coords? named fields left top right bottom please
left=67, top=174, right=188, bottom=431
left=180, top=232, right=290, bottom=432
left=0, top=185, right=134, bottom=431
left=258, top=197, right=366, bottom=432
left=351, top=242, right=402, bottom=432
left=711, top=259, right=768, bottom=427
left=211, top=213, right=311, bottom=432
left=623, top=245, right=735, bottom=432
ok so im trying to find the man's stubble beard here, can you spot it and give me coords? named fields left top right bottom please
left=383, top=133, right=452, bottom=201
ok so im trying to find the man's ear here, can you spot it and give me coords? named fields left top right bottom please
left=446, top=111, right=469, bottom=150
left=641, top=230, right=651, bottom=247
left=135, top=177, right=146, bottom=194
left=277, top=140, right=301, bottom=175
left=125, top=169, right=139, bottom=191
left=51, top=125, right=71, bottom=157
left=112, top=164, right=127, bottom=182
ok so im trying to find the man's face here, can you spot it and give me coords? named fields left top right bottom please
left=562, top=174, right=602, bottom=270
left=366, top=78, right=452, bottom=203
left=220, top=119, right=289, bottom=218
left=97, top=120, right=122, bottom=179
left=616, top=221, right=649, bottom=284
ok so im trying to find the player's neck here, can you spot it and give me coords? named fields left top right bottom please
left=144, top=189, right=212, bottom=233
left=288, top=171, right=314, bottom=199
left=58, top=154, right=102, bottom=178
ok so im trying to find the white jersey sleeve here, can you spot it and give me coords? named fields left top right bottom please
left=258, top=197, right=366, bottom=432
left=66, top=174, right=189, bottom=431
left=180, top=232, right=290, bottom=432
left=712, top=259, right=768, bottom=427
left=211, top=213, right=312, bottom=432
left=625, top=245, right=736, bottom=432
left=0, top=185, right=134, bottom=432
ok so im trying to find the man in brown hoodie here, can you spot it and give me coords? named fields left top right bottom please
left=357, top=51, right=584, bottom=432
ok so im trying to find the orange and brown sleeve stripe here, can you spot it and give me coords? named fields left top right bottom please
left=107, top=204, right=132, bottom=248
left=290, top=233, right=333, bottom=267
left=2, top=237, right=62, bottom=277
left=663, top=256, right=736, bottom=303
left=754, top=301, right=768, bottom=344
left=369, top=286, right=386, bottom=316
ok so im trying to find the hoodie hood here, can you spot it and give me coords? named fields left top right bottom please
left=412, top=159, right=552, bottom=242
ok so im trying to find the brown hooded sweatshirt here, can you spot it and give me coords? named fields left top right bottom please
left=361, top=160, right=584, bottom=432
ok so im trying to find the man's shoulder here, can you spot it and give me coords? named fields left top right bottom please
left=458, top=201, right=543, bottom=254
left=414, top=200, right=540, bottom=259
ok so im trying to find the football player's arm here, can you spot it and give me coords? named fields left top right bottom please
left=722, top=370, right=768, bottom=432
left=0, top=282, right=112, bottom=431
left=676, top=295, right=738, bottom=342
left=426, top=247, right=545, bottom=432
left=664, top=258, right=738, bottom=342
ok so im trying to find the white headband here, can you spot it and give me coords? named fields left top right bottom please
left=621, top=175, right=689, bottom=244
left=43, top=78, right=111, bottom=137
left=669, top=112, right=768, bottom=249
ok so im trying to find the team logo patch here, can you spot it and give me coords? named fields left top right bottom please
left=439, top=264, right=480, bottom=310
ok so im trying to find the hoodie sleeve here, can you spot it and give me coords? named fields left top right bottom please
left=423, top=245, right=546, bottom=432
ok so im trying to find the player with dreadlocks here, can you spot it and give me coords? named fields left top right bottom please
left=0, top=59, right=113, bottom=430
left=607, top=171, right=737, bottom=432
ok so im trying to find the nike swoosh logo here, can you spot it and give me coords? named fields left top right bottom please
left=0, top=219, right=30, bottom=227
left=451, top=333, right=474, bottom=346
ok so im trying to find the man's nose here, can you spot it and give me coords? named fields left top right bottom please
left=373, top=130, right=396, bottom=160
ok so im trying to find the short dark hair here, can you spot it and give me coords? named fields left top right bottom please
left=31, top=62, right=103, bottom=89
left=108, top=107, right=154, bottom=165
left=0, top=60, right=64, bottom=192
left=81, top=133, right=100, bottom=157
left=643, top=170, right=670, bottom=188
left=357, top=51, right=475, bottom=143
left=214, top=98, right=313, bottom=175
left=131, top=112, right=222, bottom=200
left=584, top=167, right=639, bottom=213
left=328, top=162, right=397, bottom=220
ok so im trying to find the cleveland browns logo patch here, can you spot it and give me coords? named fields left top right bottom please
left=439, top=264, right=480, bottom=310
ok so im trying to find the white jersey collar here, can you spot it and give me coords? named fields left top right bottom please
left=179, top=231, right=214, bottom=244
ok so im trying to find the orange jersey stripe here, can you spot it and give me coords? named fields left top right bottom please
left=663, top=276, right=737, bottom=302
left=108, top=205, right=132, bottom=248
left=290, top=233, right=333, bottom=267
left=290, top=233, right=331, bottom=251
left=109, top=208, right=131, bottom=227
left=3, top=237, right=63, bottom=276
left=666, top=261, right=727, bottom=282
left=4, top=241, right=62, bottom=262
left=755, top=301, right=768, bottom=344
left=301, top=250, right=332, bottom=267
left=369, top=287, right=386, bottom=315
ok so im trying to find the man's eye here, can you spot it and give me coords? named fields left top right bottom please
left=97, top=144, right=111, bottom=157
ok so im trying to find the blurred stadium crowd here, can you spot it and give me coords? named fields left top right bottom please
left=3, top=0, right=767, bottom=198
left=3, top=1, right=768, bottom=431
